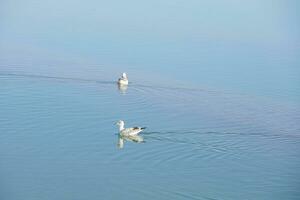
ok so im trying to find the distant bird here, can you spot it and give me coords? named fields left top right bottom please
left=118, top=72, right=128, bottom=85
left=116, top=120, right=146, bottom=136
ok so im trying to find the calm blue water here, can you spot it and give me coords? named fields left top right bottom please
left=1, top=0, right=300, bottom=199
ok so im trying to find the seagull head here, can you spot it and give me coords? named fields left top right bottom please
left=116, top=120, right=125, bottom=127
left=122, top=72, right=127, bottom=79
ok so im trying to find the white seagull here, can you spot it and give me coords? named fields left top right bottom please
left=118, top=72, right=128, bottom=85
left=116, top=120, right=146, bottom=136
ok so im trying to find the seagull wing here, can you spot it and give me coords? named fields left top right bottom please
left=121, top=127, right=145, bottom=136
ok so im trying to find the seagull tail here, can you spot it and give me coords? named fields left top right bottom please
left=141, top=127, right=147, bottom=130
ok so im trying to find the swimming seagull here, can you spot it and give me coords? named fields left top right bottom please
left=118, top=72, right=128, bottom=85
left=116, top=120, right=146, bottom=136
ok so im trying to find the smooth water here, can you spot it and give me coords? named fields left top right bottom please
left=1, top=0, right=300, bottom=199
left=0, top=73, right=299, bottom=200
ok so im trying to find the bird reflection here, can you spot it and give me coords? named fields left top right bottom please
left=117, top=134, right=144, bottom=149
left=118, top=84, right=128, bottom=94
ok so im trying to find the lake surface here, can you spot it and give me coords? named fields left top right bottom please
left=1, top=0, right=300, bottom=199
left=0, top=71, right=299, bottom=200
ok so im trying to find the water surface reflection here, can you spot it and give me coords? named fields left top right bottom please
left=117, top=135, right=144, bottom=149
left=118, top=84, right=128, bottom=94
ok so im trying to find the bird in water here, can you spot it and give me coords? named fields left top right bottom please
left=115, top=120, right=146, bottom=136
left=118, top=72, right=128, bottom=85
